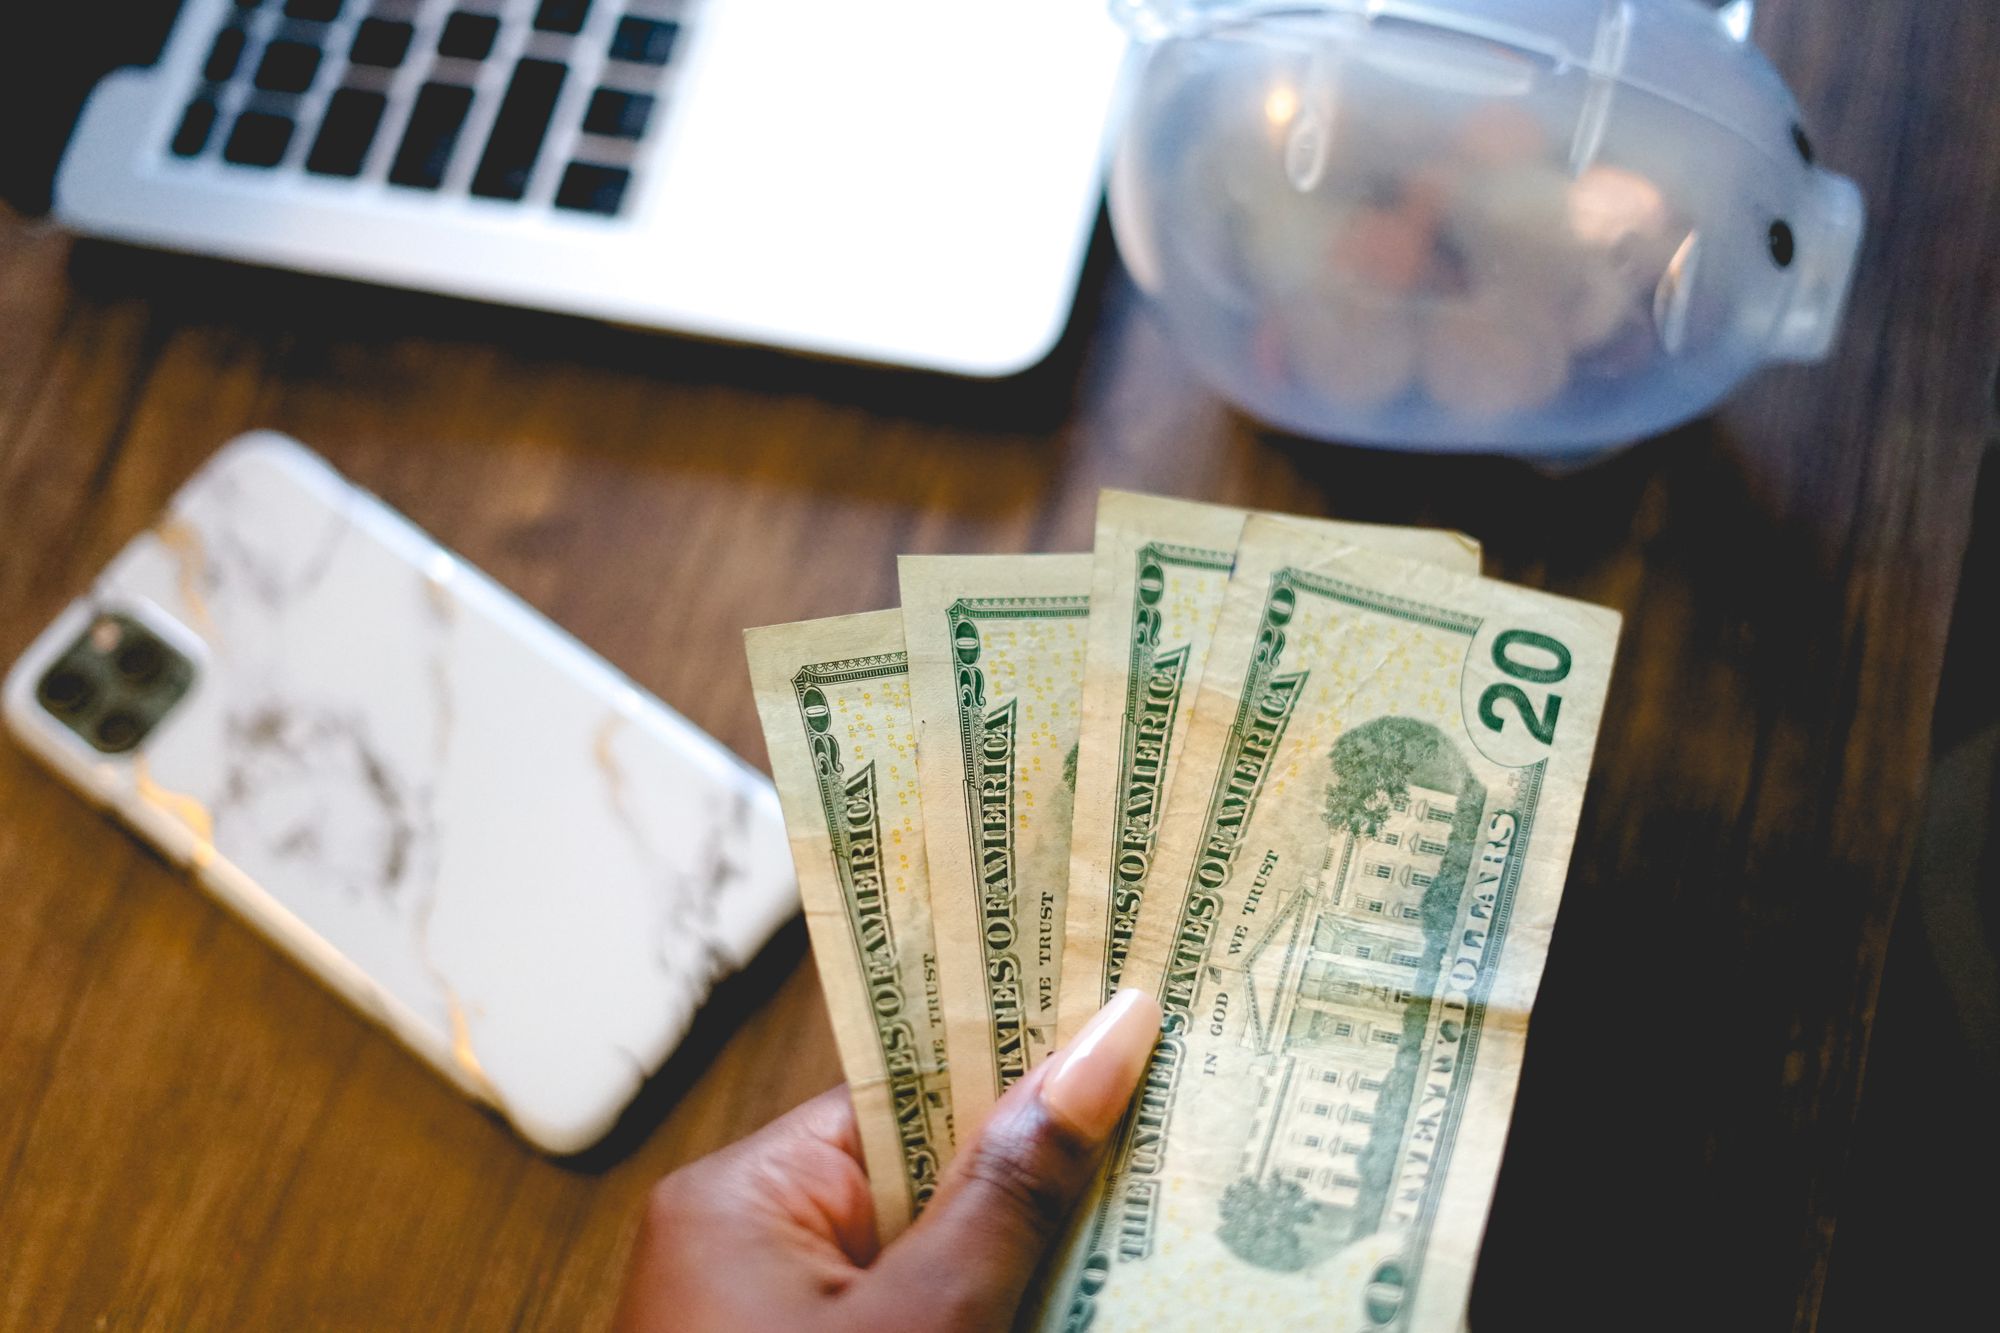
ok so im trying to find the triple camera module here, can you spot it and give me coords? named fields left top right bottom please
left=35, top=613, right=195, bottom=755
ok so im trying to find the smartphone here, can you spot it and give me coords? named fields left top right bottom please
left=3, top=433, right=798, bottom=1153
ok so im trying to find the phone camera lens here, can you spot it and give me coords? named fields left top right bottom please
left=95, top=711, right=143, bottom=753
left=115, top=636, right=165, bottom=685
left=38, top=669, right=95, bottom=716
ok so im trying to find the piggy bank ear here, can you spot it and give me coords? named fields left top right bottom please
left=1717, top=0, right=1755, bottom=42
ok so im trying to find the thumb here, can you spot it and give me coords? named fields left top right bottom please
left=867, top=989, right=1162, bottom=1328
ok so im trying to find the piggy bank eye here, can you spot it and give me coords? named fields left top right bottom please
left=1768, top=220, right=1796, bottom=268
left=1791, top=123, right=1815, bottom=164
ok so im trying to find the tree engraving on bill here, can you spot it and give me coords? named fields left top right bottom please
left=745, top=612, right=952, bottom=1241
left=1036, top=526, right=1616, bottom=1332
left=903, top=554, right=1091, bottom=1130
left=1062, top=492, right=1482, bottom=1043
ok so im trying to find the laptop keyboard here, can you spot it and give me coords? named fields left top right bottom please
left=166, top=0, right=691, bottom=216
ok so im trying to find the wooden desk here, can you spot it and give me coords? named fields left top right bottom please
left=2, top=2, right=1995, bottom=1325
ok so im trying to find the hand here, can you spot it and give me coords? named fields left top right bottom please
left=613, top=989, right=1163, bottom=1332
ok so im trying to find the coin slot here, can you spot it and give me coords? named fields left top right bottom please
left=1356, top=18, right=1550, bottom=98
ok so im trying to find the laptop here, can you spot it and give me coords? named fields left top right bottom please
left=49, top=0, right=1129, bottom=376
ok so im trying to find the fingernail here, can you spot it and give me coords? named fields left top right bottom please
left=1039, top=989, right=1162, bottom=1141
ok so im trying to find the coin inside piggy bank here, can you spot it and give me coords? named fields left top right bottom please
left=1108, top=0, right=1864, bottom=454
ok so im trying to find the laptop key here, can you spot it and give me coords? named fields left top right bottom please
left=388, top=82, right=474, bottom=189
left=608, top=17, right=678, bottom=65
left=582, top=88, right=653, bottom=140
left=532, top=1, right=590, bottom=35
left=171, top=99, right=219, bottom=157
left=306, top=87, right=388, bottom=176
left=554, top=161, right=630, bottom=215
left=283, top=0, right=343, bottom=19
left=255, top=39, right=323, bottom=94
left=349, top=17, right=414, bottom=68
left=205, top=26, right=248, bottom=83
left=471, top=59, right=566, bottom=201
left=223, top=110, right=296, bottom=167
left=438, top=12, right=501, bottom=61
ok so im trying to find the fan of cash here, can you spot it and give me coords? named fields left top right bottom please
left=746, top=492, right=1620, bottom=1331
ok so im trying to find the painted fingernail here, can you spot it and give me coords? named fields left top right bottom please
left=1039, top=989, right=1162, bottom=1141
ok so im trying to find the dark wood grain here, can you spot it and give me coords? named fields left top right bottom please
left=2, top=1, right=1996, bottom=1326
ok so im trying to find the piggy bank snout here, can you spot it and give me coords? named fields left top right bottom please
left=1767, top=168, right=1865, bottom=363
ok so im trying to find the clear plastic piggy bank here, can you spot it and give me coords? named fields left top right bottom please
left=1108, top=0, right=1865, bottom=454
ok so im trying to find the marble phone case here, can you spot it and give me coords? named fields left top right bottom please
left=3, top=433, right=798, bottom=1152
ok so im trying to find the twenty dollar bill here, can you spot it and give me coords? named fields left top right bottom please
left=1060, top=492, right=1483, bottom=1042
left=1035, top=518, right=1619, bottom=1332
left=745, top=610, right=952, bottom=1241
left=901, top=554, right=1090, bottom=1132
